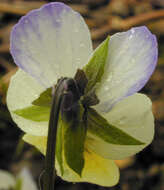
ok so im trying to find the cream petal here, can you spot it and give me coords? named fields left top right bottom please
left=23, top=134, right=47, bottom=154
left=61, top=150, right=119, bottom=187
left=0, top=170, right=15, bottom=189
left=18, top=168, right=38, bottom=190
left=7, top=69, right=48, bottom=136
left=95, top=26, right=158, bottom=112
left=10, top=2, right=93, bottom=87
left=87, top=93, right=154, bottom=160
left=23, top=134, right=119, bottom=187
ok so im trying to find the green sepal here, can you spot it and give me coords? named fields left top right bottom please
left=83, top=36, right=110, bottom=93
left=56, top=114, right=64, bottom=176
left=32, top=87, right=52, bottom=107
left=63, top=105, right=86, bottom=176
left=13, top=105, right=50, bottom=122
left=88, top=108, right=145, bottom=145
left=13, top=178, right=22, bottom=190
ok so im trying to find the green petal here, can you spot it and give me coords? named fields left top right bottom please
left=87, top=108, right=144, bottom=145
left=14, top=178, right=22, bottom=190
left=14, top=105, right=50, bottom=122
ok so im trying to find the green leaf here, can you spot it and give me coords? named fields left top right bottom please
left=88, top=108, right=145, bottom=145
left=14, top=105, right=50, bottom=122
left=32, top=87, right=52, bottom=107
left=63, top=105, right=86, bottom=176
left=83, top=36, right=110, bottom=93
left=56, top=114, right=64, bottom=176
left=14, top=178, right=22, bottom=190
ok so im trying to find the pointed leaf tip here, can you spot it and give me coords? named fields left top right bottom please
left=13, top=105, right=50, bottom=122
left=88, top=108, right=145, bottom=146
left=83, top=36, right=110, bottom=93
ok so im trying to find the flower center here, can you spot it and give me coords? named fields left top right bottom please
left=55, top=69, right=99, bottom=123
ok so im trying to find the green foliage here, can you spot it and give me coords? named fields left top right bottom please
left=88, top=108, right=144, bottom=145
left=63, top=105, right=86, bottom=176
left=83, top=36, right=109, bottom=93
left=32, top=87, right=52, bottom=107
left=14, top=105, right=50, bottom=122
left=14, top=178, right=22, bottom=190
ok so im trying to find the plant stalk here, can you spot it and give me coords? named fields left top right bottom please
left=43, top=78, right=66, bottom=190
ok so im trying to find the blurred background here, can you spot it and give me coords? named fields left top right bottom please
left=0, top=0, right=164, bottom=190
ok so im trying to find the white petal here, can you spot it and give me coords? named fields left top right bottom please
left=7, top=69, right=48, bottom=136
left=0, top=170, right=15, bottom=189
left=60, top=150, right=119, bottom=187
left=95, top=26, right=157, bottom=112
left=10, top=2, right=93, bottom=87
left=87, top=93, right=154, bottom=160
left=18, top=168, right=38, bottom=190
left=23, top=135, right=119, bottom=187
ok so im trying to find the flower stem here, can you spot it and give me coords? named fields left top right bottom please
left=43, top=78, right=67, bottom=190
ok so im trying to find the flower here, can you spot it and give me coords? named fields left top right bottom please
left=0, top=168, right=37, bottom=190
left=7, top=2, right=158, bottom=187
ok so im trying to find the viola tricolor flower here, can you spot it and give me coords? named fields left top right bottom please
left=7, top=2, right=158, bottom=187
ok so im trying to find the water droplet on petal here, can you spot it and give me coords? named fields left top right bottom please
left=24, top=19, right=28, bottom=24
left=119, top=120, right=124, bottom=125
left=106, top=73, right=113, bottom=82
left=131, top=28, right=135, bottom=34
left=76, top=58, right=81, bottom=64
left=74, top=28, right=79, bottom=33
left=21, top=39, right=26, bottom=43
left=80, top=43, right=85, bottom=48
left=34, top=94, right=38, bottom=98
left=105, top=86, right=109, bottom=91
left=129, top=34, right=133, bottom=39
left=56, top=19, right=60, bottom=23
left=131, top=58, right=135, bottom=65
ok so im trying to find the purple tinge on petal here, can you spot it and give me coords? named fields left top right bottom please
left=10, top=2, right=92, bottom=87
left=96, top=26, right=158, bottom=112
left=10, top=3, right=70, bottom=87
left=126, top=28, right=158, bottom=95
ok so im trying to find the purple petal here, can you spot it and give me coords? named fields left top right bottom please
left=10, top=2, right=92, bottom=87
left=95, top=26, right=158, bottom=112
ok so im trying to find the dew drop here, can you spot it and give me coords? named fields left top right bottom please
left=131, top=58, right=135, bottom=65
left=21, top=39, right=26, bottom=43
left=34, top=94, right=38, bottom=98
left=56, top=19, right=60, bottom=23
left=55, top=64, right=59, bottom=70
left=76, top=58, right=81, bottom=64
left=62, top=9, right=66, bottom=14
left=24, top=19, right=28, bottom=24
left=131, top=28, right=135, bottom=34
left=129, top=34, right=133, bottom=39
left=119, top=120, right=124, bottom=125
left=105, top=86, right=109, bottom=91
left=80, top=43, right=85, bottom=48
left=106, top=73, right=113, bottom=82
left=74, top=28, right=79, bottom=33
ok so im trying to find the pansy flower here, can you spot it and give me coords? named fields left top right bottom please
left=7, top=2, right=158, bottom=187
